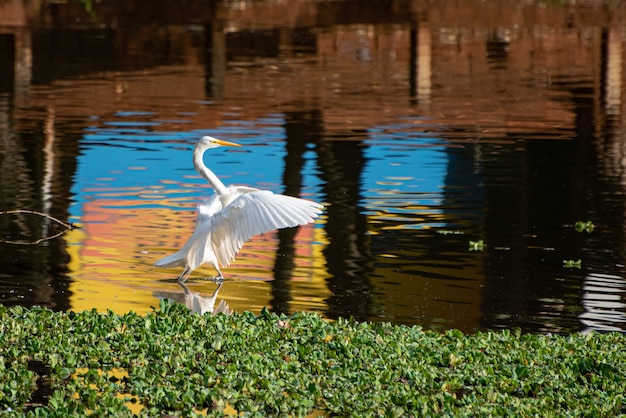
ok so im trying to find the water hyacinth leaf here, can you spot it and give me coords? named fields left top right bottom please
left=563, top=259, right=582, bottom=268
left=469, top=240, right=485, bottom=251
left=0, top=305, right=625, bottom=415
left=574, top=221, right=594, bottom=233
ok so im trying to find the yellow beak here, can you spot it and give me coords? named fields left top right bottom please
left=214, top=139, right=242, bottom=147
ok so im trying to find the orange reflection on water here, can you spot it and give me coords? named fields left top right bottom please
left=65, top=197, right=330, bottom=315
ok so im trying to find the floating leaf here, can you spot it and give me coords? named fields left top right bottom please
left=469, top=240, right=485, bottom=251
left=563, top=259, right=582, bottom=268
left=574, top=221, right=594, bottom=233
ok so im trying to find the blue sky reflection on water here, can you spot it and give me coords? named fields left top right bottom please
left=72, top=119, right=301, bottom=213
left=363, top=125, right=448, bottom=229
left=71, top=115, right=450, bottom=218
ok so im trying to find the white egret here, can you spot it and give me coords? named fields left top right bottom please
left=155, top=136, right=323, bottom=283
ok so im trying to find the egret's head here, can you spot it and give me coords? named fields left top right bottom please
left=196, top=136, right=241, bottom=151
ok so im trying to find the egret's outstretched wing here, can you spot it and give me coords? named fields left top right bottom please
left=210, top=190, right=323, bottom=267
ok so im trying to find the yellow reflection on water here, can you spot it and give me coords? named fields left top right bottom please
left=64, top=198, right=329, bottom=316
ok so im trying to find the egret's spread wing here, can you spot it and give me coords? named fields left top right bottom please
left=210, top=190, right=323, bottom=267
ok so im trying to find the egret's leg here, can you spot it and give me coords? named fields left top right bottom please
left=178, top=281, right=191, bottom=294
left=213, top=263, right=224, bottom=282
left=212, top=280, right=223, bottom=295
left=177, top=266, right=192, bottom=283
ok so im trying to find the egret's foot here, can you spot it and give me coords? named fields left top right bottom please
left=176, top=267, right=191, bottom=284
left=159, top=277, right=184, bottom=284
left=198, top=275, right=224, bottom=284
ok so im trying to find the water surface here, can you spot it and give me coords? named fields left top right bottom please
left=1, top=0, right=626, bottom=333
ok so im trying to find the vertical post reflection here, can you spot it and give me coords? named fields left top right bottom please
left=409, top=25, right=417, bottom=102
left=203, top=9, right=225, bottom=100
left=409, top=22, right=431, bottom=107
left=605, top=27, right=622, bottom=119
left=270, top=111, right=318, bottom=315
left=316, top=138, right=373, bottom=322
left=269, top=109, right=373, bottom=320
left=0, top=34, right=15, bottom=94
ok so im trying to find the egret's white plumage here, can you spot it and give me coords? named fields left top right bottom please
left=155, top=136, right=323, bottom=282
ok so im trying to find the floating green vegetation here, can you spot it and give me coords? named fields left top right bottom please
left=563, top=259, right=582, bottom=269
left=469, top=240, right=485, bottom=251
left=574, top=221, right=595, bottom=233
left=1, top=302, right=625, bottom=416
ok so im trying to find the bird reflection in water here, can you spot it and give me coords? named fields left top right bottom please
left=154, top=281, right=231, bottom=315
left=155, top=136, right=323, bottom=282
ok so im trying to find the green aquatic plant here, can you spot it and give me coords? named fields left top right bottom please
left=0, top=302, right=625, bottom=416
left=469, top=240, right=485, bottom=251
left=574, top=221, right=594, bottom=233
left=563, top=259, right=582, bottom=269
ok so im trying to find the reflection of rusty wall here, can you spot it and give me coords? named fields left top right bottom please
left=0, top=0, right=27, bottom=27
left=2, top=4, right=617, bottom=168
left=7, top=1, right=622, bottom=141
left=0, top=0, right=31, bottom=93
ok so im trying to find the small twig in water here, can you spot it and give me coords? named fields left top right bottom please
left=0, top=209, right=77, bottom=245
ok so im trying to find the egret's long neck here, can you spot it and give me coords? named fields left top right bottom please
left=193, top=146, right=229, bottom=196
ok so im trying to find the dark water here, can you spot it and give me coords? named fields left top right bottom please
left=1, top=0, right=626, bottom=333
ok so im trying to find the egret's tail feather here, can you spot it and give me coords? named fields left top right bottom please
left=154, top=252, right=185, bottom=268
